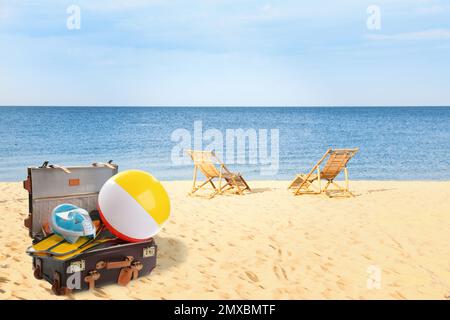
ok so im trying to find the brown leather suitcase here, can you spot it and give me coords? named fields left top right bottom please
left=24, top=161, right=157, bottom=295
left=32, top=237, right=157, bottom=295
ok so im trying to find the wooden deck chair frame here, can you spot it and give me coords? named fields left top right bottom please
left=288, top=148, right=359, bottom=198
left=186, top=150, right=251, bottom=198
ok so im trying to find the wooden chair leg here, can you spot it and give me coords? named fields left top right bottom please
left=232, top=177, right=244, bottom=195
left=329, top=180, right=354, bottom=197
left=191, top=166, right=198, bottom=194
left=241, top=177, right=251, bottom=191
left=209, top=189, right=220, bottom=199
left=288, top=175, right=302, bottom=189
left=189, top=178, right=213, bottom=196
left=294, top=176, right=310, bottom=195
left=295, top=181, right=321, bottom=195
left=331, top=181, right=346, bottom=191
left=221, top=183, right=233, bottom=193
left=317, top=168, right=322, bottom=192
left=344, top=167, right=350, bottom=192
left=218, top=166, right=223, bottom=193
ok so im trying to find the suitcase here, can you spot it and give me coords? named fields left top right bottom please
left=23, top=161, right=158, bottom=295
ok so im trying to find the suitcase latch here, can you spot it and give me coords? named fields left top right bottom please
left=143, top=246, right=155, bottom=257
left=131, top=261, right=143, bottom=280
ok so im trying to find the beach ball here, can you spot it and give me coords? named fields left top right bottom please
left=98, top=170, right=170, bottom=242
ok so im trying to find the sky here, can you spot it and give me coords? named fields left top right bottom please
left=0, top=0, right=449, bottom=106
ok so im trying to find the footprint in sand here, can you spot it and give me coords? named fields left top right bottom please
left=220, top=292, right=231, bottom=299
left=244, top=271, right=259, bottom=283
left=5, top=241, right=19, bottom=248
left=211, top=283, right=220, bottom=289
left=321, top=289, right=333, bottom=299
left=362, top=253, right=372, bottom=261
left=320, top=265, right=328, bottom=272
left=279, top=267, right=288, bottom=280
left=93, top=288, right=108, bottom=298
left=0, top=277, right=10, bottom=284
left=272, top=288, right=285, bottom=299
left=273, top=265, right=282, bottom=280
left=336, top=278, right=346, bottom=291
left=390, top=291, right=406, bottom=300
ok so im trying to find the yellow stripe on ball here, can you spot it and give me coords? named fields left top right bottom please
left=113, top=170, right=170, bottom=226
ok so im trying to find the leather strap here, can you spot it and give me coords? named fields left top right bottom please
left=118, top=268, right=133, bottom=286
left=23, top=177, right=31, bottom=192
left=48, top=164, right=71, bottom=173
left=92, top=162, right=116, bottom=169
left=84, top=270, right=101, bottom=291
left=24, top=215, right=32, bottom=229
left=105, top=256, right=134, bottom=269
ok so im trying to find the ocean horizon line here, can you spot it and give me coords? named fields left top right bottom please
left=1, top=105, right=450, bottom=108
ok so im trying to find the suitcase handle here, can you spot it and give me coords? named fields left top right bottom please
left=86, top=257, right=143, bottom=290
left=48, top=164, right=71, bottom=173
left=96, top=256, right=134, bottom=270
left=92, top=161, right=117, bottom=169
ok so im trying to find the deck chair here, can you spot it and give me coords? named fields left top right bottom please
left=186, top=150, right=251, bottom=198
left=288, top=148, right=359, bottom=197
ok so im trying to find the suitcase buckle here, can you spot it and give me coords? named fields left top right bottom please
left=131, top=261, right=143, bottom=279
left=84, top=270, right=101, bottom=291
left=117, top=261, right=143, bottom=286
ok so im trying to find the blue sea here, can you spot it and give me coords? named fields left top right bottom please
left=1, top=107, right=449, bottom=181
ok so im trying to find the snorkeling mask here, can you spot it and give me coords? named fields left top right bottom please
left=50, top=204, right=96, bottom=243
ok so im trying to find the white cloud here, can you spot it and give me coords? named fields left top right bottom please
left=366, top=29, right=450, bottom=41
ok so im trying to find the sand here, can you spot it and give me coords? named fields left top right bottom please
left=0, top=180, right=449, bottom=300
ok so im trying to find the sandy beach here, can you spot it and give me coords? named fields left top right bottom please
left=0, top=180, right=449, bottom=300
